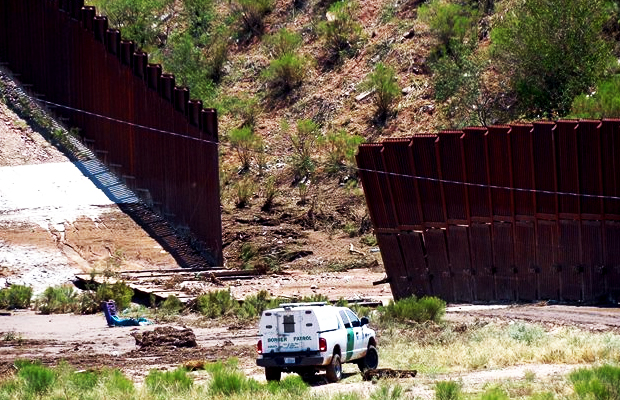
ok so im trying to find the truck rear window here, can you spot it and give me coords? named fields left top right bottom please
left=283, top=315, right=295, bottom=333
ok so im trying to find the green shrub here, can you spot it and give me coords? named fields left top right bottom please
left=182, top=0, right=216, bottom=41
left=570, top=74, right=620, bottom=118
left=17, top=363, right=56, bottom=396
left=75, top=288, right=101, bottom=314
left=237, top=290, right=283, bottom=320
left=99, top=0, right=174, bottom=49
left=68, top=369, right=100, bottom=391
left=160, top=295, right=184, bottom=314
left=36, top=285, right=78, bottom=314
left=145, top=367, right=193, bottom=398
left=508, top=322, right=546, bottom=345
left=240, top=242, right=258, bottom=268
left=297, top=293, right=330, bottom=303
left=318, top=0, right=363, bottom=61
left=231, top=0, right=273, bottom=40
left=418, top=0, right=478, bottom=58
left=162, top=31, right=212, bottom=93
left=228, top=96, right=261, bottom=130
left=435, top=380, right=461, bottom=400
left=264, top=28, right=303, bottom=58
left=196, top=289, right=239, bottom=318
left=284, top=119, right=320, bottom=181
left=570, top=365, right=620, bottom=400
left=261, top=176, right=279, bottom=211
left=360, top=234, right=377, bottom=246
left=262, top=53, right=309, bottom=94
left=235, top=177, right=255, bottom=208
left=0, top=284, right=33, bottom=309
left=363, top=62, right=400, bottom=122
left=96, top=281, right=134, bottom=311
left=323, top=129, right=364, bottom=174
left=380, top=295, right=446, bottom=323
left=102, top=369, right=136, bottom=396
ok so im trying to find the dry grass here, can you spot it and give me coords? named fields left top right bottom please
left=378, top=321, right=620, bottom=374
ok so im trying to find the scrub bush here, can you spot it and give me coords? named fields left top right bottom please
left=380, top=295, right=446, bottom=323
left=0, top=284, right=33, bottom=309
left=196, top=289, right=238, bottom=318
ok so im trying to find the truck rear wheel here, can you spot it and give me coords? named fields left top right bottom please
left=265, top=367, right=281, bottom=382
left=326, top=353, right=342, bottom=382
left=357, top=345, right=379, bottom=372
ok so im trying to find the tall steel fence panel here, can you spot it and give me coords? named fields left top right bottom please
left=358, top=120, right=620, bottom=302
left=0, top=0, right=222, bottom=265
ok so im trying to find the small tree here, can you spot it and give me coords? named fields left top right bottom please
left=491, top=0, right=613, bottom=117
left=363, top=62, right=401, bottom=122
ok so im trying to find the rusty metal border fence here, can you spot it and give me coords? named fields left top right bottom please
left=0, top=0, right=222, bottom=266
left=357, top=120, right=620, bottom=303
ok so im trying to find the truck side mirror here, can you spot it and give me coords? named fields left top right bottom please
left=361, top=317, right=369, bottom=326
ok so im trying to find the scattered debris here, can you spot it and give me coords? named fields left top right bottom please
left=183, top=359, right=207, bottom=371
left=401, top=29, right=415, bottom=41
left=131, top=326, right=197, bottom=348
left=349, top=244, right=365, bottom=256
left=355, top=90, right=375, bottom=102
left=363, top=368, right=418, bottom=381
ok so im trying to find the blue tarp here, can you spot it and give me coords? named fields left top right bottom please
left=101, top=300, right=151, bottom=327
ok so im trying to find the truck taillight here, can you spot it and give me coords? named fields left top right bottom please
left=319, top=337, right=327, bottom=352
left=257, top=340, right=263, bottom=354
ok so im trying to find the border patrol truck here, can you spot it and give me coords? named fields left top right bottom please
left=256, top=302, right=378, bottom=382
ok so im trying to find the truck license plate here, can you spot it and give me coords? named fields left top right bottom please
left=284, top=357, right=295, bottom=364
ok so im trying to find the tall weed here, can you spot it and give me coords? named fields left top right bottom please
left=145, top=367, right=193, bottom=398
left=435, top=380, right=461, bottom=400
left=570, top=365, right=620, bottom=400
left=207, top=360, right=261, bottom=396
left=17, top=362, right=56, bottom=397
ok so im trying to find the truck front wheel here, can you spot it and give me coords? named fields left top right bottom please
left=265, top=367, right=281, bottom=382
left=326, top=353, right=342, bottom=382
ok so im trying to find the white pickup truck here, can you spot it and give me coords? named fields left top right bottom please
left=256, top=302, right=378, bottom=382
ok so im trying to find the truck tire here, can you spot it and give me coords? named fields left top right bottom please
left=326, top=353, right=342, bottom=382
left=357, top=345, right=379, bottom=372
left=265, top=367, right=281, bottom=382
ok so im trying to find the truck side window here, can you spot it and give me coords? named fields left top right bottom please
left=283, top=315, right=295, bottom=333
left=345, top=309, right=361, bottom=328
left=339, top=310, right=351, bottom=328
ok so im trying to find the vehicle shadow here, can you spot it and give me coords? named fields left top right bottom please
left=301, top=371, right=361, bottom=386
